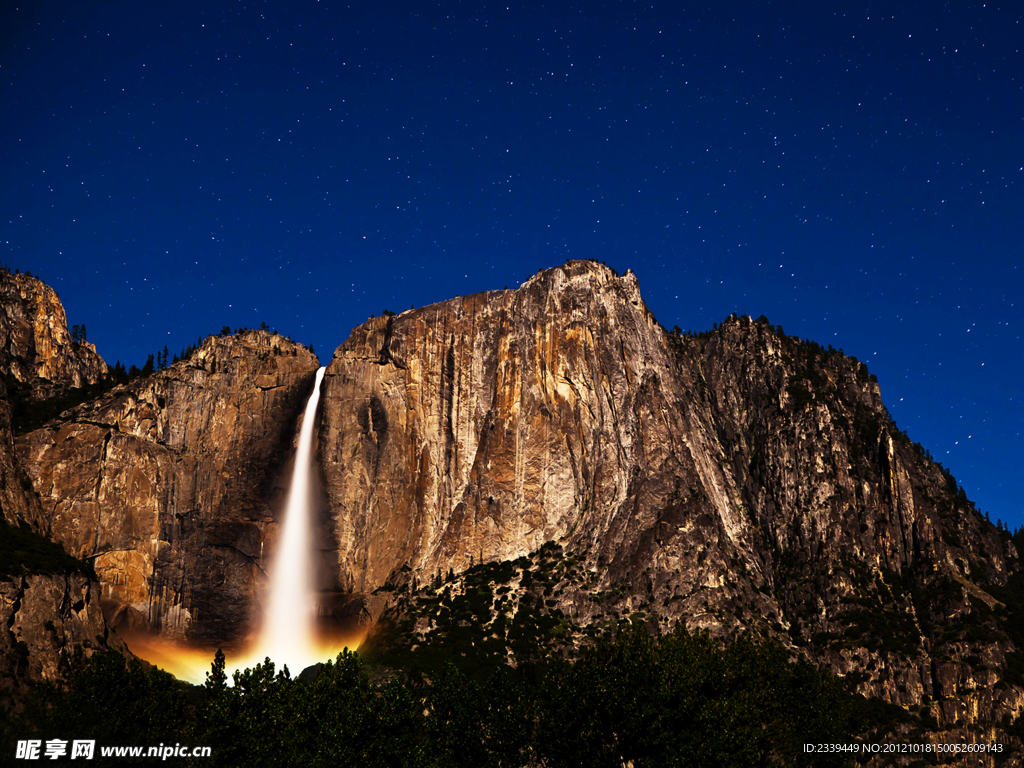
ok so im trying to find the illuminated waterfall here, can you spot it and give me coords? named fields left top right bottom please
left=125, top=365, right=360, bottom=685
left=252, top=365, right=326, bottom=674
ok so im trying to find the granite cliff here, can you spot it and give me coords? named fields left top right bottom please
left=319, top=261, right=1022, bottom=735
left=0, top=272, right=127, bottom=687
left=16, top=332, right=320, bottom=646
left=0, top=271, right=106, bottom=530
left=0, top=271, right=106, bottom=403
left=4, top=261, right=1022, bottom=747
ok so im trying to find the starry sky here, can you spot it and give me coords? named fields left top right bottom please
left=2, top=1, right=1021, bottom=526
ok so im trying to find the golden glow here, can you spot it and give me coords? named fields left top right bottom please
left=121, top=627, right=367, bottom=685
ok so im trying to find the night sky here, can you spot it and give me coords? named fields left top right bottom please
left=2, top=2, right=1021, bottom=526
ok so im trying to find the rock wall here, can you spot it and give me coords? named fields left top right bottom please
left=16, top=331, right=320, bottom=647
left=0, top=270, right=105, bottom=529
left=0, top=573, right=125, bottom=686
left=686, top=318, right=1022, bottom=727
left=0, top=378, right=45, bottom=529
left=0, top=271, right=107, bottom=401
left=319, top=260, right=1023, bottom=728
left=319, top=262, right=807, bottom=616
left=8, top=260, right=1021, bottom=730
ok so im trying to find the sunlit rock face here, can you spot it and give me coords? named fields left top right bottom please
left=16, top=331, right=320, bottom=646
left=320, top=260, right=1022, bottom=728
left=0, top=272, right=107, bottom=529
left=320, top=262, right=698, bottom=592
left=0, top=271, right=107, bottom=401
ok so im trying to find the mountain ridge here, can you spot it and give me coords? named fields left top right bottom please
left=1, top=261, right=1021, bottom=750
left=319, top=260, right=1022, bottom=732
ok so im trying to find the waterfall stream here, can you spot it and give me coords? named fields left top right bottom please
left=250, top=365, right=327, bottom=675
left=139, top=365, right=357, bottom=684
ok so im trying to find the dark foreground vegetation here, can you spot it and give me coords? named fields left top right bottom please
left=0, top=623, right=917, bottom=768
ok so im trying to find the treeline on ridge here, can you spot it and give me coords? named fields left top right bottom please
left=4, top=323, right=315, bottom=435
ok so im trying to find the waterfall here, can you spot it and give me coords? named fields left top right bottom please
left=251, top=365, right=326, bottom=675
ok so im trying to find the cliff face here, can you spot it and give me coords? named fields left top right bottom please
left=682, top=320, right=1020, bottom=727
left=0, top=378, right=44, bottom=529
left=0, top=271, right=106, bottom=529
left=16, top=332, right=320, bottom=647
left=0, top=573, right=126, bottom=686
left=320, top=263, right=708, bottom=592
left=7, top=261, right=1021, bottom=732
left=0, top=271, right=107, bottom=401
left=321, top=261, right=1022, bottom=728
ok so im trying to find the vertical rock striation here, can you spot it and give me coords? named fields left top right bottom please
left=320, top=260, right=1022, bottom=728
left=320, top=262, right=791, bottom=619
left=321, top=263, right=667, bottom=589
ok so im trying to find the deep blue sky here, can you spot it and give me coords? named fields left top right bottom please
left=2, top=1, right=1021, bottom=526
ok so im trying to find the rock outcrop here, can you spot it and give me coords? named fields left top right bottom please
left=0, top=378, right=45, bottom=529
left=319, top=260, right=1023, bottom=730
left=0, top=270, right=107, bottom=401
left=0, top=271, right=105, bottom=529
left=0, top=573, right=126, bottom=686
left=16, top=332, right=320, bottom=647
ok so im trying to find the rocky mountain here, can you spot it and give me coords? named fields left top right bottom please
left=0, top=270, right=106, bottom=402
left=16, top=332, right=320, bottom=646
left=4, top=261, right=1022, bottom=747
left=319, top=261, right=1022, bottom=735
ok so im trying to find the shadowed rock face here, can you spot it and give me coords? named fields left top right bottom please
left=16, top=332, right=320, bottom=646
left=0, top=574, right=127, bottom=686
left=320, top=260, right=1022, bottom=727
left=0, top=378, right=43, bottom=529
left=0, top=271, right=107, bottom=401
